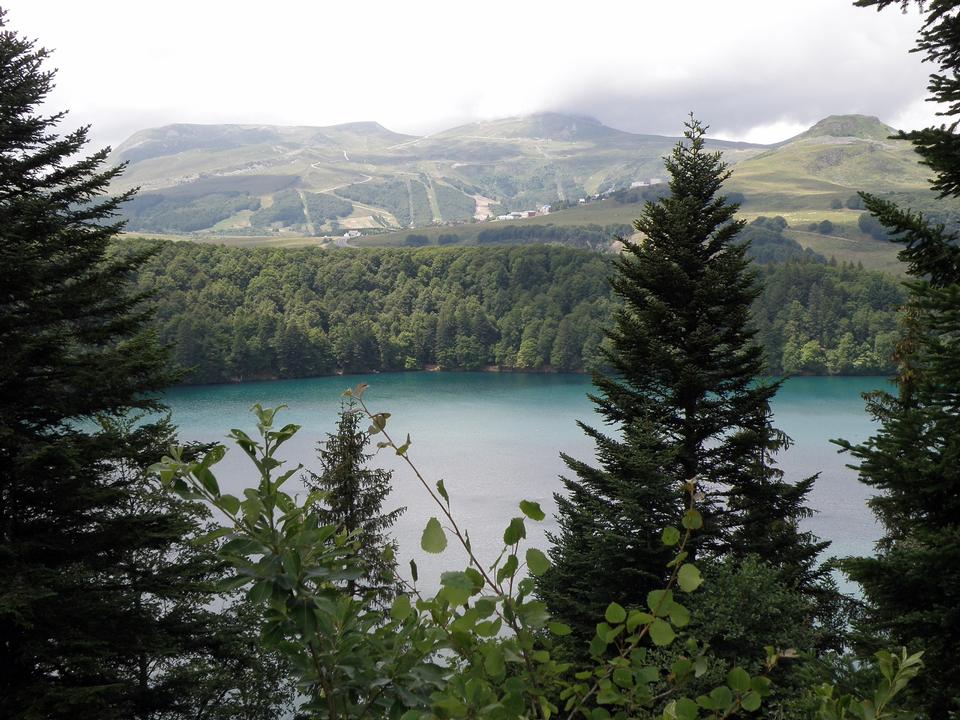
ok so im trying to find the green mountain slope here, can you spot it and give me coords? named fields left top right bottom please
left=109, top=113, right=764, bottom=237
left=112, top=113, right=951, bottom=274
left=727, top=114, right=927, bottom=207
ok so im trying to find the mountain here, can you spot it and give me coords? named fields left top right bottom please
left=435, top=112, right=638, bottom=142
left=110, top=112, right=936, bottom=269
left=784, top=114, right=898, bottom=143
left=726, top=114, right=926, bottom=207
left=109, top=112, right=766, bottom=236
left=114, top=120, right=416, bottom=165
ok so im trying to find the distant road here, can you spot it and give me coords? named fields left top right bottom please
left=386, top=134, right=433, bottom=151
left=310, top=172, right=373, bottom=194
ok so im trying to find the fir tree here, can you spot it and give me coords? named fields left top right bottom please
left=537, top=117, right=829, bottom=648
left=304, top=399, right=404, bottom=603
left=0, top=13, right=288, bottom=717
left=839, top=7, right=960, bottom=716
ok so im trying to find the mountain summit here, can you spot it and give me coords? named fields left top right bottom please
left=789, top=114, right=898, bottom=143
left=438, top=112, right=631, bottom=142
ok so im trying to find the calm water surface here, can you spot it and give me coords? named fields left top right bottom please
left=163, top=373, right=885, bottom=590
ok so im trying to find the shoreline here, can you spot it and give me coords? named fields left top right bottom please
left=172, top=365, right=892, bottom=389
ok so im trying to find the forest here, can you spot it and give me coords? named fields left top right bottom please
left=127, top=232, right=904, bottom=385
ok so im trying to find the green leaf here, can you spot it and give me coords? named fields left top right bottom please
left=751, top=677, right=772, bottom=696
left=292, top=599, right=318, bottom=640
left=474, top=598, right=496, bottom=618
left=596, top=687, right=622, bottom=705
left=627, top=610, right=654, bottom=632
left=220, top=537, right=266, bottom=556
left=475, top=618, right=502, bottom=637
left=194, top=527, right=233, bottom=545
left=497, top=554, right=519, bottom=584
left=727, top=667, right=751, bottom=693
left=247, top=580, right=272, bottom=604
left=526, top=548, right=550, bottom=576
left=709, top=686, right=733, bottom=711
left=217, top=493, right=240, bottom=515
left=682, top=509, right=703, bottom=530
left=421, top=517, right=447, bottom=553
left=516, top=600, right=550, bottom=627
left=503, top=517, right=526, bottom=545
left=436, top=478, right=449, bottom=503
left=519, top=499, right=545, bottom=521
left=675, top=697, right=700, bottom=720
left=465, top=567, right=484, bottom=589
left=649, top=618, right=676, bottom=646
left=678, top=563, right=703, bottom=592
left=662, top=526, right=681, bottom=546
left=549, top=622, right=572, bottom=636
left=241, top=496, right=264, bottom=522
left=439, top=571, right=474, bottom=606
left=391, top=594, right=412, bottom=621
left=409, top=559, right=418, bottom=583
left=539, top=697, right=553, bottom=720
left=484, top=645, right=505, bottom=677
left=741, top=692, right=761, bottom=712
left=612, top=667, right=633, bottom=689
left=199, top=444, right=226, bottom=468
left=605, top=602, right=627, bottom=624
left=646, top=589, right=673, bottom=616
left=669, top=601, right=691, bottom=628
left=196, top=467, right=220, bottom=497
left=396, top=433, right=411, bottom=456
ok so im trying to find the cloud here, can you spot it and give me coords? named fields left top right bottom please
left=2, top=0, right=938, bottom=148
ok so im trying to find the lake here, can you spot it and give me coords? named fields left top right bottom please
left=163, top=373, right=885, bottom=591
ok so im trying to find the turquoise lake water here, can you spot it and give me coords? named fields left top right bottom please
left=163, top=373, right=885, bottom=590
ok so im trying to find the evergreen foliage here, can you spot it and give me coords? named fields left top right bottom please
left=682, top=556, right=818, bottom=714
left=304, top=400, right=404, bottom=603
left=838, top=3, right=960, bottom=716
left=537, top=118, right=830, bottom=655
left=838, top=194, right=960, bottom=718
left=0, top=17, right=290, bottom=717
left=0, top=15, right=164, bottom=714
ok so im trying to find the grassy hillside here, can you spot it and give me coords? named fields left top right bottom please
left=727, top=115, right=927, bottom=208
left=109, top=112, right=763, bottom=237
left=111, top=113, right=957, bottom=274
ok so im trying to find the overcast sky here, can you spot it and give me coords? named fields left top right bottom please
left=3, top=0, right=939, bottom=149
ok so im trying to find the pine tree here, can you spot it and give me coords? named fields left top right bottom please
left=304, top=399, right=405, bottom=603
left=838, top=8, right=960, bottom=716
left=537, top=117, right=829, bottom=647
left=0, top=13, right=287, bottom=717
